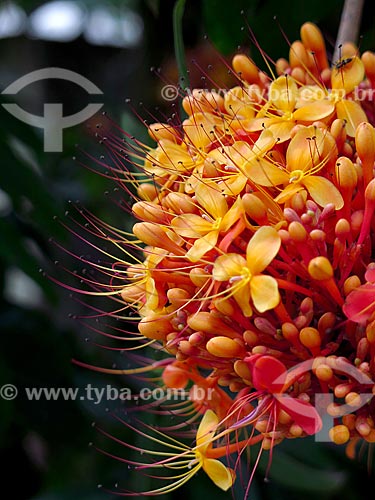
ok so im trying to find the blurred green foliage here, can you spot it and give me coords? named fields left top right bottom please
left=1, top=1, right=375, bottom=498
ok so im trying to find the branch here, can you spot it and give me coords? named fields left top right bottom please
left=333, top=0, right=365, bottom=63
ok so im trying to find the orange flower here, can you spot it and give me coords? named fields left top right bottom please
left=172, top=181, right=243, bottom=261
left=213, top=226, right=281, bottom=316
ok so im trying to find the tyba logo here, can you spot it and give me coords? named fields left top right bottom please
left=1, top=67, right=103, bottom=152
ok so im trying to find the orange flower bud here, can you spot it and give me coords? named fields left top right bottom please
left=148, top=122, right=178, bottom=143
left=132, top=200, right=169, bottom=223
left=189, top=267, right=210, bottom=287
left=187, top=312, right=240, bottom=339
left=275, top=57, right=289, bottom=75
left=299, top=327, right=321, bottom=354
left=289, top=40, right=310, bottom=69
left=308, top=256, right=333, bottom=280
left=335, top=157, right=357, bottom=191
left=138, top=313, right=174, bottom=340
left=288, top=221, right=307, bottom=242
left=300, top=22, right=329, bottom=70
left=329, top=424, right=350, bottom=444
left=242, top=193, right=268, bottom=224
left=243, top=329, right=258, bottom=346
left=162, top=364, right=189, bottom=388
left=206, top=336, right=243, bottom=358
left=355, top=122, right=375, bottom=187
left=167, top=288, right=191, bottom=306
left=232, top=54, right=259, bottom=83
left=234, top=360, right=252, bottom=380
left=315, top=364, right=333, bottom=381
left=330, top=119, right=347, bottom=151
left=137, top=182, right=159, bottom=201
left=362, top=51, right=375, bottom=85
left=164, top=192, right=198, bottom=214
left=133, top=222, right=184, bottom=255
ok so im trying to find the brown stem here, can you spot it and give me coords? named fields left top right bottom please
left=333, top=0, right=365, bottom=63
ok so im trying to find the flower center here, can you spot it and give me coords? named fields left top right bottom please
left=289, top=169, right=305, bottom=183
left=212, top=217, right=222, bottom=230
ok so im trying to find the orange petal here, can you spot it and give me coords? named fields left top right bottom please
left=336, top=99, right=368, bottom=137
left=331, top=56, right=365, bottom=93
left=196, top=409, right=219, bottom=452
left=250, top=274, right=280, bottom=312
left=246, top=226, right=281, bottom=274
left=202, top=459, right=234, bottom=491
left=186, top=230, right=219, bottom=262
left=302, top=175, right=344, bottom=209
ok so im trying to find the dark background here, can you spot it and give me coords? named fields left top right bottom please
left=1, top=0, right=375, bottom=498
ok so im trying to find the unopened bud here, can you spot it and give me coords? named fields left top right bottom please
left=206, top=336, right=243, bottom=358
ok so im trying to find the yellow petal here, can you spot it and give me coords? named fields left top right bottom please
left=183, top=113, right=224, bottom=150
left=172, top=214, right=213, bottom=237
left=253, top=128, right=277, bottom=154
left=240, top=116, right=272, bottom=132
left=331, top=56, right=365, bottom=93
left=233, top=283, right=253, bottom=317
left=156, top=141, right=194, bottom=171
left=293, top=100, right=334, bottom=122
left=219, top=174, right=248, bottom=195
left=186, top=230, right=219, bottom=262
left=220, top=197, right=243, bottom=231
left=336, top=99, right=368, bottom=137
left=246, top=226, right=281, bottom=274
left=286, top=126, right=325, bottom=172
left=196, top=182, right=228, bottom=218
left=196, top=410, right=219, bottom=452
left=274, top=183, right=304, bottom=205
left=302, top=175, right=344, bottom=209
left=268, top=120, right=296, bottom=143
left=213, top=254, right=247, bottom=281
left=202, top=458, right=234, bottom=491
left=244, top=157, right=289, bottom=186
left=145, top=277, right=159, bottom=311
left=250, top=274, right=280, bottom=312
left=224, top=85, right=256, bottom=118
left=269, top=75, right=298, bottom=112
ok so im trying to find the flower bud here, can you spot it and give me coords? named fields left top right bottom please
left=308, top=256, right=333, bottom=280
left=232, top=54, right=259, bottom=83
left=206, top=336, right=243, bottom=358
left=329, top=425, right=350, bottom=444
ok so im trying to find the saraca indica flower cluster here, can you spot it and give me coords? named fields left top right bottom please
left=80, top=23, right=375, bottom=495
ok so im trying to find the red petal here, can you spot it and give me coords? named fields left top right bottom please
left=343, top=282, right=375, bottom=324
left=277, top=395, right=322, bottom=435
left=250, top=355, right=287, bottom=393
